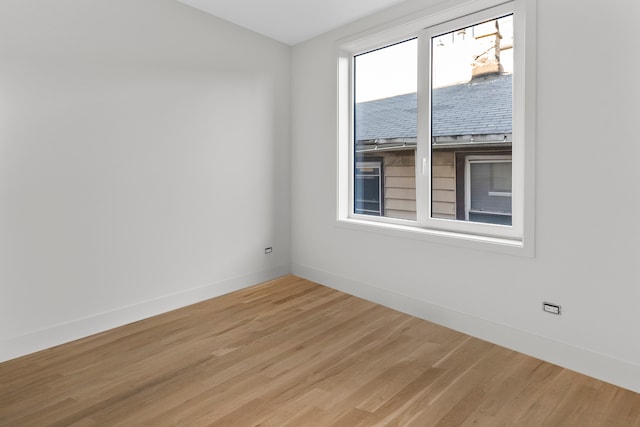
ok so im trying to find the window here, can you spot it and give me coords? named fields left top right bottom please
left=338, top=0, right=535, bottom=253
left=465, top=155, right=512, bottom=225
left=354, top=161, right=383, bottom=216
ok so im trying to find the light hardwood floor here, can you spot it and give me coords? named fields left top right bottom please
left=1, top=275, right=639, bottom=426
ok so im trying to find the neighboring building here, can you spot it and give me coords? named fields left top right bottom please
left=355, top=73, right=512, bottom=223
left=354, top=19, right=513, bottom=225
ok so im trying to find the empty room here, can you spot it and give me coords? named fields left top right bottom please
left=1, top=0, right=639, bottom=425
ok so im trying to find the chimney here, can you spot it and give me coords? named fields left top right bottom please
left=471, top=20, right=503, bottom=79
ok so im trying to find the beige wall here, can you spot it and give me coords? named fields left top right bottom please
left=432, top=151, right=456, bottom=219
left=362, top=150, right=456, bottom=220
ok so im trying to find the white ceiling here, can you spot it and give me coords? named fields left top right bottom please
left=176, top=0, right=408, bottom=45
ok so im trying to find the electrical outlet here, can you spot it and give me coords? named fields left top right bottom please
left=264, top=247, right=273, bottom=254
left=543, top=302, right=561, bottom=315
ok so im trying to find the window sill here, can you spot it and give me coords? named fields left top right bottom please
left=336, top=217, right=533, bottom=257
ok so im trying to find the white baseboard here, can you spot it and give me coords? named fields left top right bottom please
left=291, top=262, right=640, bottom=394
left=0, top=265, right=290, bottom=363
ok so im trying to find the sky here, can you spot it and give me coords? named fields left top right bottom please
left=354, top=15, right=513, bottom=103
left=354, top=38, right=418, bottom=103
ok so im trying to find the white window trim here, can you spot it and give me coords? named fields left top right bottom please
left=336, top=0, right=536, bottom=257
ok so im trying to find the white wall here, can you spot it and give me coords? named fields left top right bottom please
left=291, top=0, right=640, bottom=392
left=0, top=0, right=290, bottom=361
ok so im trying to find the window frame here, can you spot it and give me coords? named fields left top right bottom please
left=337, top=0, right=536, bottom=256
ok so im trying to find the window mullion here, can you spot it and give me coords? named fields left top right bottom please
left=416, top=31, right=431, bottom=226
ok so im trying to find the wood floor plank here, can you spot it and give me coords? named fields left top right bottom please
left=1, top=275, right=639, bottom=426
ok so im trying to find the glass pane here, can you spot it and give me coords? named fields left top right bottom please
left=469, top=161, right=512, bottom=226
left=430, top=15, right=513, bottom=225
left=491, top=161, right=512, bottom=192
left=354, top=163, right=382, bottom=216
left=354, top=39, right=417, bottom=220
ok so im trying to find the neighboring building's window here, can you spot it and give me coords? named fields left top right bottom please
left=465, top=156, right=512, bottom=225
left=340, top=0, right=534, bottom=249
left=354, top=161, right=383, bottom=216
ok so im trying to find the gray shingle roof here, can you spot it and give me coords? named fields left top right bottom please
left=355, top=74, right=512, bottom=141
